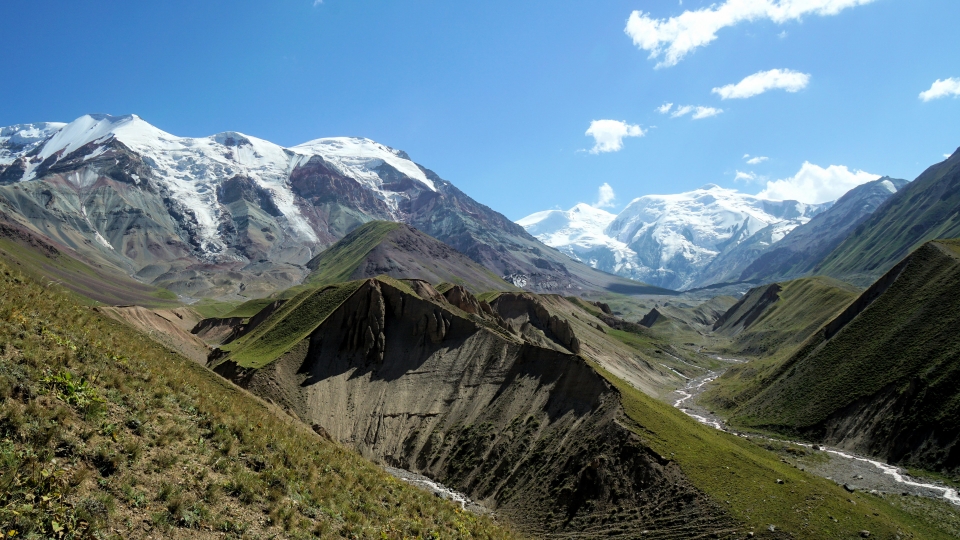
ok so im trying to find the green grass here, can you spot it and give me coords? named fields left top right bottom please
left=704, top=277, right=860, bottom=411
left=723, top=241, right=960, bottom=453
left=593, top=362, right=955, bottom=539
left=220, top=298, right=278, bottom=319
left=189, top=298, right=243, bottom=319
left=0, top=237, right=180, bottom=309
left=303, top=221, right=401, bottom=289
left=0, top=259, right=517, bottom=539
left=816, top=155, right=960, bottom=286
left=218, top=281, right=365, bottom=369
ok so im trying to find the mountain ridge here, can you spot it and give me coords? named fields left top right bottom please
left=0, top=114, right=664, bottom=300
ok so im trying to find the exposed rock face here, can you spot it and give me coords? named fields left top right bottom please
left=490, top=292, right=581, bottom=354
left=639, top=308, right=664, bottom=328
left=212, top=280, right=733, bottom=537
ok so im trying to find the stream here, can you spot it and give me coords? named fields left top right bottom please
left=672, top=359, right=960, bottom=507
left=384, top=466, right=491, bottom=515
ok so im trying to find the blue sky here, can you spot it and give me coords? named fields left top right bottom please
left=1, top=0, right=958, bottom=219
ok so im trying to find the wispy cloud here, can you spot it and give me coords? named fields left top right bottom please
left=757, top=162, right=879, bottom=204
left=713, top=69, right=810, bottom=99
left=692, top=106, right=723, bottom=119
left=661, top=104, right=723, bottom=120
left=735, top=170, right=758, bottom=182
left=745, top=155, right=769, bottom=165
left=595, top=183, right=616, bottom=208
left=625, top=0, right=878, bottom=68
left=585, top=120, right=645, bottom=154
left=919, top=78, right=960, bottom=101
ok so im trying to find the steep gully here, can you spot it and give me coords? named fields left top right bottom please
left=672, top=359, right=960, bottom=506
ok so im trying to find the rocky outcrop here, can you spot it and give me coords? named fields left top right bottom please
left=490, top=292, right=581, bottom=354
left=639, top=308, right=664, bottom=328
left=211, top=279, right=733, bottom=538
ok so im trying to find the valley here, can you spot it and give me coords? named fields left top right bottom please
left=1, top=114, right=960, bottom=539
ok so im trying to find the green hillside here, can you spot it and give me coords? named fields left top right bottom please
left=722, top=239, right=960, bottom=476
left=704, top=277, right=860, bottom=411
left=597, top=364, right=953, bottom=539
left=303, top=221, right=402, bottom=288
left=816, top=151, right=960, bottom=286
left=0, top=259, right=515, bottom=539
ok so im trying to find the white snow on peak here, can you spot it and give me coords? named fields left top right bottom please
left=292, top=137, right=437, bottom=193
left=0, top=122, right=66, bottom=165
left=2, top=114, right=440, bottom=261
left=517, top=203, right=641, bottom=277
left=880, top=179, right=897, bottom=193
left=519, top=184, right=827, bottom=290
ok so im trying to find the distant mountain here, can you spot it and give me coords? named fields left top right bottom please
left=0, top=114, right=662, bottom=299
left=301, top=220, right=514, bottom=293
left=738, top=177, right=908, bottom=283
left=717, top=239, right=960, bottom=475
left=519, top=184, right=828, bottom=290
left=815, top=150, right=960, bottom=286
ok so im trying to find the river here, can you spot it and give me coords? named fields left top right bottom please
left=671, top=359, right=960, bottom=507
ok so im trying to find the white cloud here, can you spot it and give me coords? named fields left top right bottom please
left=692, top=106, right=723, bottom=119
left=595, top=183, right=616, bottom=208
left=313, top=0, right=323, bottom=5
left=919, top=78, right=960, bottom=102
left=947, top=154, right=953, bottom=159
left=669, top=105, right=723, bottom=119
left=585, top=120, right=645, bottom=154
left=746, top=155, right=769, bottom=164
left=625, top=0, right=876, bottom=68
left=713, top=69, right=810, bottom=99
left=735, top=170, right=758, bottom=182
left=657, top=103, right=674, bottom=114
left=757, top=162, right=880, bottom=204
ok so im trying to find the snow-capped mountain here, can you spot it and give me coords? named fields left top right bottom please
left=0, top=114, right=660, bottom=299
left=518, top=184, right=830, bottom=290
left=517, top=204, right=643, bottom=277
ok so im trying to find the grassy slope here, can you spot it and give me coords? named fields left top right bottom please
left=725, top=240, right=960, bottom=441
left=816, top=152, right=960, bottom=286
left=0, top=236, right=179, bottom=308
left=595, top=364, right=952, bottom=539
left=217, top=281, right=365, bottom=369
left=302, top=221, right=401, bottom=289
left=0, top=259, right=515, bottom=539
left=704, top=277, right=860, bottom=411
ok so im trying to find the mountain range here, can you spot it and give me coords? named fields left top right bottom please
left=0, top=114, right=664, bottom=300
left=519, top=184, right=832, bottom=290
